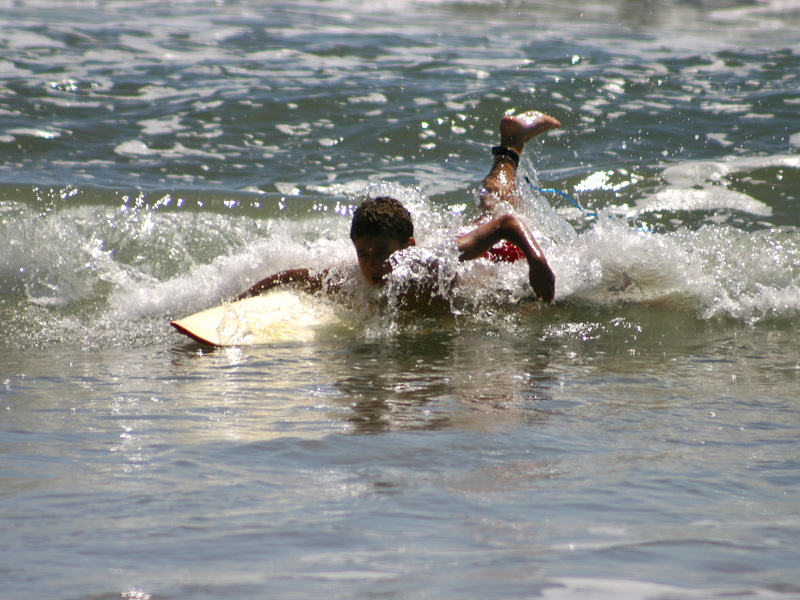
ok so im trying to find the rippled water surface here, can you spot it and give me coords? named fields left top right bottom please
left=2, top=1, right=799, bottom=598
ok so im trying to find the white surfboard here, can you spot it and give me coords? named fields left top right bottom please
left=171, top=290, right=347, bottom=347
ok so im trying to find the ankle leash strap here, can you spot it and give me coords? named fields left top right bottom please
left=491, top=145, right=520, bottom=168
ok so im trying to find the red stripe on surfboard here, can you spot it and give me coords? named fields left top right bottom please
left=170, top=320, right=222, bottom=347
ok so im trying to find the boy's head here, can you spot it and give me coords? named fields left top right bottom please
left=350, top=196, right=414, bottom=242
left=350, top=197, right=415, bottom=286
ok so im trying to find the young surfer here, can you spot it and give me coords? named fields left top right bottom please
left=236, top=110, right=560, bottom=304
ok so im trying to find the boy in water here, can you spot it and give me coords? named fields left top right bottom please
left=237, top=110, right=559, bottom=304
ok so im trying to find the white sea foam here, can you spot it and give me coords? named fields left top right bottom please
left=661, top=155, right=800, bottom=186
left=139, top=116, right=188, bottom=136
left=348, top=92, right=388, bottom=104
left=543, top=577, right=787, bottom=599
left=635, top=187, right=772, bottom=217
left=113, top=140, right=224, bottom=160
left=629, top=155, right=800, bottom=220
left=5, top=128, right=63, bottom=139
left=2, top=164, right=798, bottom=350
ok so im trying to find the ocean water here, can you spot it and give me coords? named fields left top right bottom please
left=2, top=1, right=799, bottom=598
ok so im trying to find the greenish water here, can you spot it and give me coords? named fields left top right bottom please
left=1, top=1, right=799, bottom=598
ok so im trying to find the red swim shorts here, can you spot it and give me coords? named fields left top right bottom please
left=483, top=240, right=524, bottom=263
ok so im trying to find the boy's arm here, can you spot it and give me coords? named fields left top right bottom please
left=234, top=268, right=326, bottom=301
left=456, top=214, right=555, bottom=303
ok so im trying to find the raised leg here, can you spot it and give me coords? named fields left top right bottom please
left=478, top=111, right=561, bottom=213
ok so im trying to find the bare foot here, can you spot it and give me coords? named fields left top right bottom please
left=500, top=111, right=561, bottom=154
left=478, top=110, right=561, bottom=213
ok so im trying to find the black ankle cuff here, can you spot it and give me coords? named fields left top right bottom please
left=491, top=145, right=520, bottom=168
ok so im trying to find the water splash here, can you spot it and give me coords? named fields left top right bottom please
left=2, top=155, right=799, bottom=350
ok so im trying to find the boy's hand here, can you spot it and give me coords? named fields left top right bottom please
left=529, top=258, right=555, bottom=303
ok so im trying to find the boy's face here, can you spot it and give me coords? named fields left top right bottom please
left=352, top=234, right=415, bottom=286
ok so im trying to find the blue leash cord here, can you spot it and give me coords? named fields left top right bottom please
left=525, top=176, right=597, bottom=217
left=526, top=176, right=655, bottom=233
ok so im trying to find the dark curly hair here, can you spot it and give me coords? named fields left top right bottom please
left=349, top=197, right=414, bottom=242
